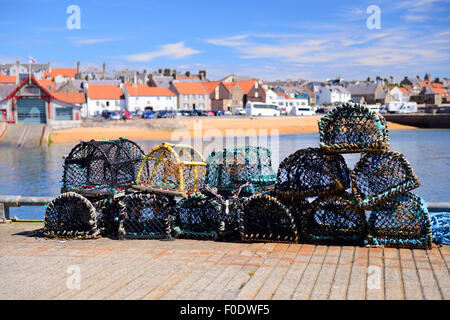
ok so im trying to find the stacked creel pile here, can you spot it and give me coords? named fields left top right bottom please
left=275, top=103, right=432, bottom=248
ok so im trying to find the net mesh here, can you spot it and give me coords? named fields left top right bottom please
left=205, top=146, right=276, bottom=197
left=304, top=193, right=367, bottom=245
left=239, top=193, right=298, bottom=243
left=368, top=192, right=432, bottom=248
left=44, top=192, right=100, bottom=239
left=137, top=143, right=206, bottom=195
left=275, top=148, right=350, bottom=199
left=319, top=103, right=390, bottom=153
left=62, top=138, right=145, bottom=192
left=351, top=151, right=420, bottom=208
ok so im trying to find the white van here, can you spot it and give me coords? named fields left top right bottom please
left=245, top=102, right=280, bottom=116
left=398, top=102, right=417, bottom=114
left=365, top=104, right=380, bottom=113
left=291, top=105, right=315, bottom=116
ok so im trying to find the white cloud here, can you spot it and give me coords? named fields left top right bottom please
left=74, top=38, right=117, bottom=45
left=125, top=42, right=201, bottom=62
left=402, top=14, right=431, bottom=22
left=205, top=35, right=249, bottom=47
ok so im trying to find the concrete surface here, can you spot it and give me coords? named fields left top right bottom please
left=0, top=222, right=448, bottom=300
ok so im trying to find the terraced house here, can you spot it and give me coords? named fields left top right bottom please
left=123, top=84, right=177, bottom=112
left=170, top=82, right=210, bottom=110
left=85, top=84, right=125, bottom=117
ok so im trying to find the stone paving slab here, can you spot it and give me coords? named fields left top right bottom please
left=0, top=223, right=448, bottom=300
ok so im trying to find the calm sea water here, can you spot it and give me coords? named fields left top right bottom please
left=0, top=129, right=449, bottom=219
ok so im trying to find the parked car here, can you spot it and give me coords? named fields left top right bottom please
left=123, top=111, right=133, bottom=120
left=213, top=110, right=225, bottom=116
left=109, top=112, right=122, bottom=120
left=157, top=110, right=176, bottom=118
left=102, top=110, right=112, bottom=119
left=235, top=108, right=246, bottom=115
left=204, top=110, right=215, bottom=116
left=143, top=110, right=155, bottom=119
left=179, top=110, right=192, bottom=116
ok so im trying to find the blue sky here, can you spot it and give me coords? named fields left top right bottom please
left=1, top=0, right=449, bottom=81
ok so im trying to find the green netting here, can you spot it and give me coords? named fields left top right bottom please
left=204, top=146, right=276, bottom=197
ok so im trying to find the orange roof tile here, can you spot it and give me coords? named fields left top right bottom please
left=202, top=81, right=221, bottom=94
left=44, top=68, right=77, bottom=79
left=234, top=80, right=256, bottom=94
left=36, top=79, right=56, bottom=91
left=399, top=87, right=410, bottom=94
left=88, top=85, right=124, bottom=100
left=173, top=82, right=207, bottom=95
left=126, top=85, right=176, bottom=96
left=52, top=92, right=86, bottom=104
left=0, top=73, right=16, bottom=84
left=177, top=76, right=200, bottom=80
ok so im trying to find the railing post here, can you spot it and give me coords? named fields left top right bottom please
left=0, top=203, right=11, bottom=222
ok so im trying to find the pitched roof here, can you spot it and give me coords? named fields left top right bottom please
left=172, top=82, right=207, bottom=95
left=44, top=68, right=77, bottom=79
left=235, top=80, right=256, bottom=94
left=36, top=79, right=56, bottom=91
left=346, top=81, right=378, bottom=95
left=126, top=85, right=176, bottom=96
left=87, top=85, right=124, bottom=100
left=0, top=73, right=16, bottom=84
left=0, top=85, right=16, bottom=100
left=52, top=92, right=86, bottom=104
left=201, top=81, right=221, bottom=94
left=399, top=87, right=410, bottom=94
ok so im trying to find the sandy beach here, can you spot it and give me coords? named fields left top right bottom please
left=50, top=116, right=418, bottom=143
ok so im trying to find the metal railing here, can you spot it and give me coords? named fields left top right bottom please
left=0, top=195, right=449, bottom=222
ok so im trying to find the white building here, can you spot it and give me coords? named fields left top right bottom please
left=85, top=84, right=126, bottom=116
left=124, top=85, right=177, bottom=112
left=316, top=86, right=351, bottom=105
left=265, top=89, right=308, bottom=114
left=388, top=86, right=410, bottom=102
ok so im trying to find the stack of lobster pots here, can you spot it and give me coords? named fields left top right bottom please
left=273, top=103, right=432, bottom=249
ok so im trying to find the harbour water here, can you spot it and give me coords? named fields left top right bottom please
left=0, top=129, right=449, bottom=219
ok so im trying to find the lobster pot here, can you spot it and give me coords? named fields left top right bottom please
left=304, top=194, right=367, bottom=245
left=368, top=192, right=432, bottom=249
left=44, top=192, right=100, bottom=239
left=62, top=138, right=145, bottom=194
left=277, top=196, right=312, bottom=241
left=172, top=194, right=223, bottom=240
left=318, top=103, right=390, bottom=153
left=135, top=143, right=206, bottom=197
left=119, top=193, right=173, bottom=239
left=205, top=146, right=277, bottom=197
left=239, top=194, right=298, bottom=243
left=275, top=148, right=350, bottom=200
left=351, top=151, right=420, bottom=208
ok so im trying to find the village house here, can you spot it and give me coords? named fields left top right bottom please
left=316, top=86, right=351, bottom=105
left=346, top=81, right=384, bottom=104
left=85, top=84, right=126, bottom=117
left=410, top=84, right=448, bottom=105
left=387, top=86, right=410, bottom=102
left=265, top=89, right=309, bottom=114
left=0, top=76, right=81, bottom=125
left=207, top=80, right=265, bottom=113
left=170, top=82, right=210, bottom=110
left=123, top=84, right=177, bottom=112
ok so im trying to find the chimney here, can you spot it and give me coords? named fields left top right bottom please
left=134, top=70, right=137, bottom=85
left=77, top=61, right=80, bottom=73
left=102, top=62, right=107, bottom=77
left=48, top=61, right=51, bottom=72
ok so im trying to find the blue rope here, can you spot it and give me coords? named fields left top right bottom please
left=430, top=212, right=450, bottom=245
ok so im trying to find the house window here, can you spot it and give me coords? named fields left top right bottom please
left=199, top=103, right=204, bottom=109
left=157, top=97, right=160, bottom=100
left=183, top=103, right=189, bottom=108
left=106, top=101, right=110, bottom=107
left=96, top=101, right=100, bottom=106
left=184, top=95, right=189, bottom=100
left=116, top=101, right=119, bottom=106
left=199, top=94, right=204, bottom=100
